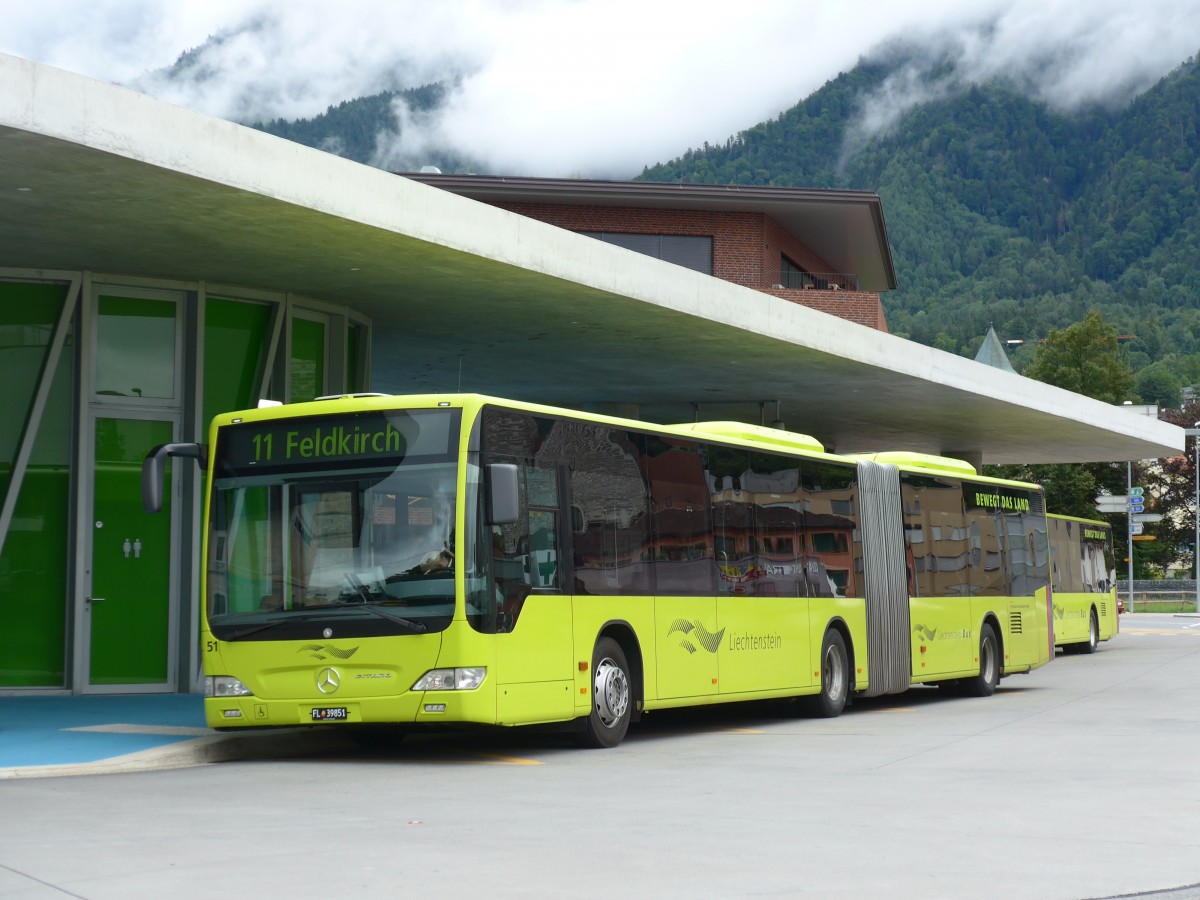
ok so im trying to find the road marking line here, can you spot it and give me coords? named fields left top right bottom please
left=1121, top=628, right=1197, bottom=635
left=464, top=752, right=542, bottom=765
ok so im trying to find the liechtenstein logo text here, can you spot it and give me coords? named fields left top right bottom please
left=668, top=619, right=725, bottom=655
left=914, top=623, right=972, bottom=641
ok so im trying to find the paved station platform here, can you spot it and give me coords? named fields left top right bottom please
left=0, top=693, right=221, bottom=778
left=0, top=693, right=354, bottom=778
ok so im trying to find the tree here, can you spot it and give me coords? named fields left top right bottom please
left=1143, top=402, right=1200, bottom=577
left=987, top=311, right=1136, bottom=525
left=1023, top=310, right=1135, bottom=403
left=1135, top=360, right=1183, bottom=407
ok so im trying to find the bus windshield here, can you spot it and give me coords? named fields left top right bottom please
left=207, top=409, right=461, bottom=640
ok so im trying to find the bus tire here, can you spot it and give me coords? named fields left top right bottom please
left=802, top=629, right=849, bottom=718
left=575, top=637, right=632, bottom=749
left=1081, top=609, right=1100, bottom=655
left=962, top=622, right=1000, bottom=697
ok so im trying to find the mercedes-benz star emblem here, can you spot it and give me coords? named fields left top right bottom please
left=316, top=667, right=341, bottom=694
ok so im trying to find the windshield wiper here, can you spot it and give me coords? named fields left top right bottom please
left=219, top=620, right=283, bottom=640
left=293, top=601, right=428, bottom=633
left=353, top=603, right=428, bottom=633
left=217, top=602, right=429, bottom=637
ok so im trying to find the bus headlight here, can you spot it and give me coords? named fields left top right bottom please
left=205, top=675, right=253, bottom=698
left=412, top=668, right=486, bottom=691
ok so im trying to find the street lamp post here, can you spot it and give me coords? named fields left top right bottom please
left=1128, top=460, right=1134, bottom=613
left=1188, top=426, right=1200, bottom=614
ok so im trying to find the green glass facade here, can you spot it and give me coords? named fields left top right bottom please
left=0, top=282, right=73, bottom=687
left=203, top=298, right=272, bottom=434
left=0, top=274, right=369, bottom=692
left=290, top=316, right=326, bottom=403
left=96, top=296, right=178, bottom=400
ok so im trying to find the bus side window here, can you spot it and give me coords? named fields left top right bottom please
left=527, top=510, right=558, bottom=589
left=525, top=464, right=560, bottom=591
left=746, top=451, right=800, bottom=598
left=966, top=507, right=1005, bottom=597
left=802, top=460, right=859, bottom=598
left=647, top=437, right=715, bottom=596
left=568, top=424, right=650, bottom=596
left=489, top=460, right=562, bottom=630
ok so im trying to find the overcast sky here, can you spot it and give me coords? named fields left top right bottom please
left=2, top=0, right=1197, bottom=177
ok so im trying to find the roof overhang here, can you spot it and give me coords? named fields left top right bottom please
left=402, top=172, right=898, bottom=292
left=0, top=53, right=1184, bottom=465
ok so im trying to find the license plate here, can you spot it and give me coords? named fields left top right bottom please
left=311, top=707, right=348, bottom=721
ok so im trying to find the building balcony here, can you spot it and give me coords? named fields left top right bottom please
left=771, top=271, right=860, bottom=292
left=759, top=275, right=888, bottom=332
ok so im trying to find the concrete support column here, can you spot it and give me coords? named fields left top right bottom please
left=944, top=450, right=984, bottom=472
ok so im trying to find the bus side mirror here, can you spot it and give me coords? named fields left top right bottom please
left=485, top=463, right=519, bottom=525
left=142, top=442, right=207, bottom=513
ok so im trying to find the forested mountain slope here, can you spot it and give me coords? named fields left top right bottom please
left=640, top=52, right=1200, bottom=400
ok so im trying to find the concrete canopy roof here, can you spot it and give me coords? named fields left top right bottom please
left=0, top=53, right=1184, bottom=465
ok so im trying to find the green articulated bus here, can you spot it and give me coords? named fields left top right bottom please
left=1047, top=514, right=1119, bottom=654
left=144, top=393, right=1055, bottom=748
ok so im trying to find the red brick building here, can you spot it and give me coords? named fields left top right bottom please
left=405, top=174, right=897, bottom=332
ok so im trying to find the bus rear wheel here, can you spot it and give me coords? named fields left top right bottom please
left=800, top=629, right=849, bottom=718
left=575, top=637, right=632, bottom=749
left=962, top=622, right=1000, bottom=697
left=1081, top=609, right=1100, bottom=654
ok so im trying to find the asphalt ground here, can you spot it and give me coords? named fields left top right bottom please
left=3, top=613, right=1200, bottom=899
left=0, top=611, right=1195, bottom=781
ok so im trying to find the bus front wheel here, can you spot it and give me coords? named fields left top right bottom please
left=575, top=637, right=632, bottom=749
left=962, top=623, right=1000, bottom=697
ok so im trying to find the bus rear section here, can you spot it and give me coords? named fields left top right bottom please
left=1048, top=515, right=1119, bottom=654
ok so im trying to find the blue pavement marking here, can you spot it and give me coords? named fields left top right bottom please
left=0, top=694, right=210, bottom=769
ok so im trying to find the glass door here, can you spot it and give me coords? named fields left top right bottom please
left=83, top=287, right=186, bottom=692
left=84, top=414, right=180, bottom=690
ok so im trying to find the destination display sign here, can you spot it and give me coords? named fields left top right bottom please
left=216, top=408, right=459, bottom=475
left=964, top=486, right=1035, bottom=514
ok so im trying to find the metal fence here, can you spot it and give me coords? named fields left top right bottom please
left=1116, top=580, right=1200, bottom=613
left=776, top=271, right=859, bottom=291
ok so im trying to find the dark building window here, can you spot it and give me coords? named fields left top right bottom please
left=580, top=232, right=713, bottom=275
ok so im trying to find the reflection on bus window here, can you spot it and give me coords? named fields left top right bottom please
left=210, top=460, right=458, bottom=634
left=569, top=426, right=650, bottom=596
